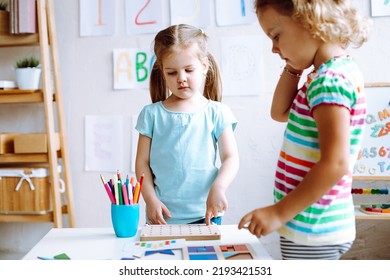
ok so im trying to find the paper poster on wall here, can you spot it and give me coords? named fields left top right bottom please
left=215, top=0, right=256, bottom=26
left=371, top=0, right=390, bottom=17
left=353, top=84, right=390, bottom=179
left=85, top=115, right=123, bottom=172
left=113, top=48, right=155, bottom=90
left=79, top=0, right=115, bottom=37
left=125, top=0, right=164, bottom=35
left=170, top=0, right=211, bottom=27
left=220, top=36, right=262, bottom=96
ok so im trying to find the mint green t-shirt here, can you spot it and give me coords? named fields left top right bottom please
left=136, top=101, right=237, bottom=224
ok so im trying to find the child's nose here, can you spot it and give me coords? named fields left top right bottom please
left=272, top=43, right=279, bottom=54
left=177, top=73, right=186, bottom=83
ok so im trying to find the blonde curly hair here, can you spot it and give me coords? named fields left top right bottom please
left=255, top=0, right=370, bottom=48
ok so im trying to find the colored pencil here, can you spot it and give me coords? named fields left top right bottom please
left=100, top=174, right=116, bottom=204
left=117, top=170, right=123, bottom=205
left=113, top=173, right=119, bottom=205
left=122, top=182, right=129, bottom=205
left=133, top=182, right=141, bottom=204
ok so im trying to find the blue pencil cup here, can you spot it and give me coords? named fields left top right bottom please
left=111, top=204, right=139, bottom=238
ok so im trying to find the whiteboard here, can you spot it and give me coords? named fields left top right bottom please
left=353, top=83, right=390, bottom=180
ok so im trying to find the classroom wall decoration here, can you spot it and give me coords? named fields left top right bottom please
left=79, top=0, right=115, bottom=37
left=79, top=0, right=258, bottom=38
left=220, top=36, right=262, bottom=96
left=113, top=48, right=155, bottom=90
left=215, top=0, right=257, bottom=26
left=371, top=0, right=390, bottom=17
left=84, top=115, right=123, bottom=172
left=353, top=84, right=390, bottom=179
left=170, top=0, right=211, bottom=27
left=125, top=0, right=164, bottom=35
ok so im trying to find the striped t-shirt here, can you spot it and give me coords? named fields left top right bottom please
left=276, top=56, right=366, bottom=245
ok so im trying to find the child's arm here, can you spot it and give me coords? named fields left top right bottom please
left=270, top=64, right=303, bottom=122
left=205, top=125, right=239, bottom=225
left=239, top=104, right=350, bottom=237
left=135, top=134, right=171, bottom=224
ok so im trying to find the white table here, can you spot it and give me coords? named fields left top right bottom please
left=22, top=225, right=273, bottom=260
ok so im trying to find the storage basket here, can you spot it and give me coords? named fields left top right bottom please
left=0, top=167, right=64, bottom=214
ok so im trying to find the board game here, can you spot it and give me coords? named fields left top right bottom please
left=140, top=224, right=221, bottom=241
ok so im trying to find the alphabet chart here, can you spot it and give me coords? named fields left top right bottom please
left=353, top=84, right=390, bottom=179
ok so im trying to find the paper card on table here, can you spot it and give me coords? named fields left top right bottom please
left=122, top=238, right=186, bottom=258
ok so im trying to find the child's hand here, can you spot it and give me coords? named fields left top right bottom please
left=146, top=199, right=171, bottom=224
left=205, top=186, right=227, bottom=225
left=238, top=205, right=283, bottom=238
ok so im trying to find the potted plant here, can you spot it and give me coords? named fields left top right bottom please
left=0, top=1, right=9, bottom=35
left=15, top=55, right=42, bottom=90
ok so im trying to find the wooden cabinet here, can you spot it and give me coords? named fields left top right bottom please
left=0, top=0, right=75, bottom=227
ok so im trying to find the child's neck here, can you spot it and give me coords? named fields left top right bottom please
left=163, top=94, right=209, bottom=113
left=313, top=43, right=346, bottom=69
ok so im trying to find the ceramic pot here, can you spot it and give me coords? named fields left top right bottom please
left=15, top=68, right=42, bottom=90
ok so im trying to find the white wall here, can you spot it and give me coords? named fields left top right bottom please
left=0, top=0, right=389, bottom=258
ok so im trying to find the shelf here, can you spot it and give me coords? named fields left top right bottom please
left=0, top=89, right=44, bottom=103
left=0, top=205, right=68, bottom=223
left=0, top=33, right=39, bottom=47
left=0, top=0, right=76, bottom=228
left=0, top=213, right=53, bottom=223
left=0, top=89, right=56, bottom=103
left=0, top=153, right=49, bottom=163
left=355, top=206, right=390, bottom=220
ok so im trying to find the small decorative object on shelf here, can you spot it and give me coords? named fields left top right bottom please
left=359, top=204, right=390, bottom=215
left=0, top=1, right=9, bottom=35
left=351, top=188, right=389, bottom=195
left=15, top=55, right=41, bottom=90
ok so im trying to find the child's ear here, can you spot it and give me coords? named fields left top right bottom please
left=202, top=56, right=210, bottom=75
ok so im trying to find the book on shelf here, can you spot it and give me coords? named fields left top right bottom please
left=9, top=0, right=37, bottom=34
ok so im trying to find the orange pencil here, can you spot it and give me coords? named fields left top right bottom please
left=130, top=176, right=136, bottom=193
left=133, top=182, right=141, bottom=204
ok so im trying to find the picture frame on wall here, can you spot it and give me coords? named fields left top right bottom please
left=371, top=0, right=390, bottom=17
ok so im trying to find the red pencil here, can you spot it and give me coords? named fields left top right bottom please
left=137, top=173, right=145, bottom=203
left=139, top=173, right=144, bottom=187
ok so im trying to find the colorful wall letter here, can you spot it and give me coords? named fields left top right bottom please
left=215, top=0, right=256, bottom=26
left=170, top=0, right=211, bottom=27
left=113, top=48, right=155, bottom=90
left=125, top=0, right=164, bottom=35
left=80, top=0, right=115, bottom=37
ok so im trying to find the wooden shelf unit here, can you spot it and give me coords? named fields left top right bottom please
left=0, top=0, right=75, bottom=227
left=0, top=33, right=39, bottom=47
